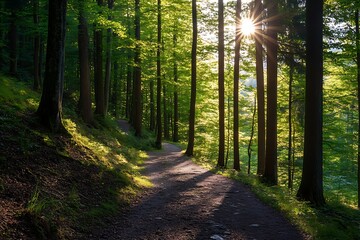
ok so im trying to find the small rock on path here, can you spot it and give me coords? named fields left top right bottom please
left=86, top=143, right=305, bottom=240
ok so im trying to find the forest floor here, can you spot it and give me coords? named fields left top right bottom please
left=88, top=121, right=307, bottom=240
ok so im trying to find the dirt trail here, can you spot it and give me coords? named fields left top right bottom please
left=87, top=136, right=306, bottom=240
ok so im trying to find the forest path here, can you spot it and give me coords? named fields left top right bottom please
left=88, top=121, right=305, bottom=240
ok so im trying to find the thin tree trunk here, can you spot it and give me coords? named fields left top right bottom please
left=33, top=0, right=41, bottom=90
left=37, top=0, right=67, bottom=132
left=288, top=59, right=294, bottom=189
left=155, top=0, right=162, bottom=148
left=113, top=61, right=119, bottom=117
left=185, top=0, right=197, bottom=156
left=173, top=31, right=179, bottom=142
left=248, top=94, right=257, bottom=174
left=217, top=0, right=225, bottom=167
left=150, top=77, right=155, bottom=130
left=78, top=2, right=93, bottom=124
left=297, top=0, right=325, bottom=206
left=164, top=84, right=170, bottom=139
left=233, top=0, right=241, bottom=171
left=94, top=0, right=105, bottom=116
left=9, top=11, right=17, bottom=76
left=355, top=9, right=360, bottom=209
left=225, top=96, right=231, bottom=168
left=254, top=0, right=265, bottom=175
left=132, top=0, right=142, bottom=136
left=263, top=0, right=278, bottom=185
left=104, top=0, right=114, bottom=115
left=126, top=54, right=132, bottom=120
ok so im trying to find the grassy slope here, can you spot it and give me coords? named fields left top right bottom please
left=0, top=75, right=152, bottom=239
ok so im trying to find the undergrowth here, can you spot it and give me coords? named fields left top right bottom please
left=0, top=74, right=154, bottom=239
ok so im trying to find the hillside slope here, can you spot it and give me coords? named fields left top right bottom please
left=0, top=75, right=150, bottom=239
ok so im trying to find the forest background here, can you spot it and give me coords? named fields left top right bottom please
left=0, top=0, right=360, bottom=238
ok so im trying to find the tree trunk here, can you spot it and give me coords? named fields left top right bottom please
left=248, top=94, right=257, bottom=174
left=150, top=77, right=155, bottom=131
left=33, top=0, right=41, bottom=90
left=233, top=0, right=241, bottom=171
left=185, top=0, right=197, bottom=156
left=355, top=9, right=360, bottom=209
left=163, top=83, right=170, bottom=140
left=173, top=31, right=179, bottom=142
left=263, top=0, right=278, bottom=185
left=155, top=0, right=162, bottom=148
left=217, top=0, right=225, bottom=167
left=126, top=53, right=132, bottom=120
left=94, top=0, right=105, bottom=116
left=113, top=61, right=119, bottom=117
left=288, top=58, right=294, bottom=189
left=297, top=0, right=325, bottom=206
left=132, top=0, right=142, bottom=136
left=254, top=0, right=265, bottom=175
left=78, top=1, right=93, bottom=124
left=37, top=0, right=67, bottom=132
left=104, top=0, right=114, bottom=115
left=9, top=11, right=17, bottom=76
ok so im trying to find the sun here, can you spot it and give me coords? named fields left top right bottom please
left=241, top=18, right=255, bottom=36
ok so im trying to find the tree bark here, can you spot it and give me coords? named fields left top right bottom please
left=254, top=0, right=265, bottom=175
left=355, top=9, right=360, bottom=209
left=233, top=0, right=241, bottom=171
left=94, top=0, right=105, bottom=116
left=263, top=0, right=278, bottom=185
left=33, top=0, right=41, bottom=90
left=132, top=0, right=142, bottom=136
left=297, top=0, right=325, bottom=206
left=288, top=58, right=294, bottom=189
left=9, top=11, right=17, bottom=76
left=217, top=0, right=225, bottom=167
left=78, top=1, right=93, bottom=124
left=104, top=0, right=114, bottom=115
left=185, top=0, right=197, bottom=156
left=150, top=77, right=155, bottom=131
left=155, top=0, right=162, bottom=148
left=37, top=0, right=67, bottom=132
left=173, top=31, right=179, bottom=142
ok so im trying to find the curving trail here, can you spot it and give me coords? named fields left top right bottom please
left=87, top=135, right=306, bottom=240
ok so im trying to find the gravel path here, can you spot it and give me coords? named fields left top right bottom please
left=87, top=141, right=305, bottom=240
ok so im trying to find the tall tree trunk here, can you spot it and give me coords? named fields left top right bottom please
left=173, top=31, right=179, bottom=142
left=150, top=77, right=155, bottom=131
left=94, top=0, right=105, bottom=116
left=163, top=84, right=170, bottom=139
left=104, top=0, right=114, bottom=115
left=254, top=0, right=265, bottom=175
left=355, top=9, right=360, bottom=209
left=185, top=0, right=197, bottom=156
left=78, top=1, right=93, bottom=124
left=297, top=0, right=325, bottom=206
left=37, top=0, right=67, bottom=132
left=217, top=0, right=225, bottom=167
left=155, top=0, right=162, bottom=148
left=233, top=0, right=241, bottom=171
left=132, top=0, right=142, bottom=136
left=126, top=53, right=132, bottom=120
left=9, top=11, right=17, bottom=76
left=33, top=0, right=41, bottom=90
left=248, top=94, right=257, bottom=174
left=288, top=58, right=294, bottom=189
left=113, top=61, right=119, bottom=117
left=263, top=0, right=278, bottom=185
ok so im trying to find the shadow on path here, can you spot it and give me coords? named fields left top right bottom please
left=86, top=142, right=305, bottom=240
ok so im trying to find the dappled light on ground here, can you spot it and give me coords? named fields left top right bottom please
left=89, top=143, right=304, bottom=240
